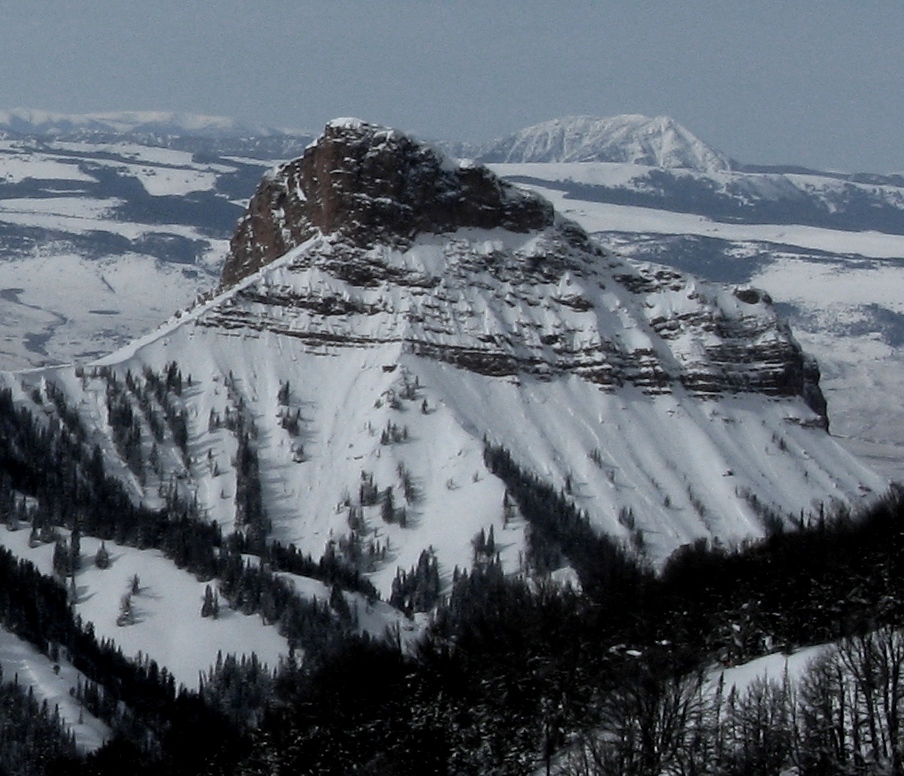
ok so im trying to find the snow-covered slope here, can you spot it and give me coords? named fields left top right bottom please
left=492, top=162, right=904, bottom=480
left=13, top=121, right=882, bottom=598
left=476, top=115, right=734, bottom=173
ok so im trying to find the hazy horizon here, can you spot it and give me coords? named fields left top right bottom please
left=3, top=2, right=902, bottom=173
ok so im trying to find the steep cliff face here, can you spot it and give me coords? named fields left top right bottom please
left=216, top=119, right=825, bottom=421
left=220, top=119, right=553, bottom=289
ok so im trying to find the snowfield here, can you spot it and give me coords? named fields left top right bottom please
left=493, top=168, right=904, bottom=261
left=0, top=626, right=111, bottom=752
left=0, top=528, right=288, bottom=691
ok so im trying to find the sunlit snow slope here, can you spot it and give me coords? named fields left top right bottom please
left=491, top=161, right=904, bottom=480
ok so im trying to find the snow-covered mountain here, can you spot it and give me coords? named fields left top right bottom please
left=8, top=120, right=881, bottom=594
left=474, top=115, right=735, bottom=173
left=492, top=160, right=904, bottom=479
left=0, top=118, right=890, bottom=756
left=3, top=108, right=904, bottom=485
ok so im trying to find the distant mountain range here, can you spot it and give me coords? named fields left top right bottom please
left=0, top=107, right=313, bottom=141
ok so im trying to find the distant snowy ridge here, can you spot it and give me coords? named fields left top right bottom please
left=476, top=114, right=734, bottom=173
left=0, top=107, right=310, bottom=139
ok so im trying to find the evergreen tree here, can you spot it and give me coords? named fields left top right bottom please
left=70, top=524, right=81, bottom=571
left=201, top=584, right=220, bottom=619
left=94, top=541, right=111, bottom=569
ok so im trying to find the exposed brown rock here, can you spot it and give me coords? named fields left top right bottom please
left=220, top=119, right=554, bottom=289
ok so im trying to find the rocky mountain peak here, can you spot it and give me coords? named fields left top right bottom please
left=10, top=118, right=877, bottom=607
left=209, top=119, right=829, bottom=425
left=220, top=119, right=554, bottom=288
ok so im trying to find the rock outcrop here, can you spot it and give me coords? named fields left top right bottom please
left=220, top=119, right=553, bottom=289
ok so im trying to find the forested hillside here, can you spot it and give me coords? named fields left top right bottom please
left=0, top=386, right=899, bottom=774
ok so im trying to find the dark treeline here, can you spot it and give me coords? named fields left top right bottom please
left=4, top=381, right=379, bottom=598
left=651, top=493, right=904, bottom=663
left=486, top=443, right=903, bottom=661
left=0, top=541, right=233, bottom=776
left=483, top=444, right=653, bottom=608
left=229, top=452, right=904, bottom=775
left=227, top=532, right=380, bottom=601
left=0, top=383, right=378, bottom=769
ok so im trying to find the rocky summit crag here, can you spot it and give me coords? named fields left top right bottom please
left=221, top=118, right=553, bottom=288
left=216, top=119, right=825, bottom=419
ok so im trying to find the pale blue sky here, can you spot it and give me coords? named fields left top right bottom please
left=3, top=2, right=902, bottom=172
